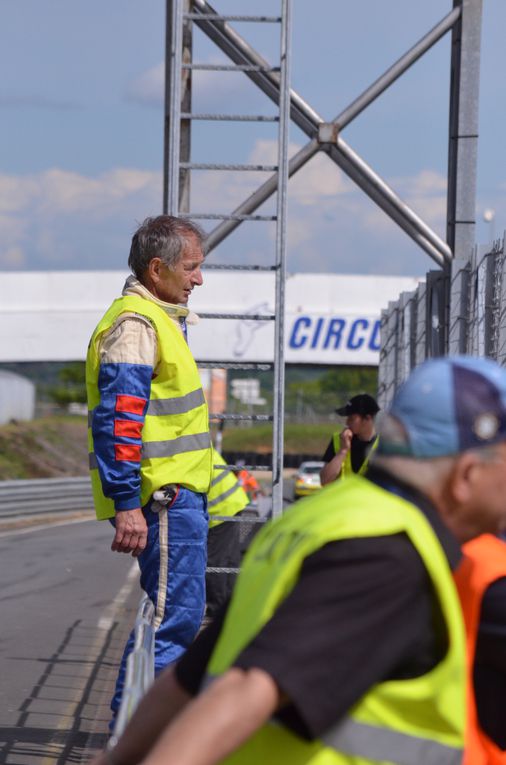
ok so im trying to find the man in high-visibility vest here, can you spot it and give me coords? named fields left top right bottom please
left=455, top=534, right=506, bottom=764
left=94, top=355, right=506, bottom=765
left=207, top=450, right=249, bottom=617
left=320, top=393, right=379, bottom=486
left=86, top=215, right=212, bottom=724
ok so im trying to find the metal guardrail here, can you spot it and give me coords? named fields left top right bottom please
left=108, top=595, right=155, bottom=749
left=0, top=476, right=93, bottom=518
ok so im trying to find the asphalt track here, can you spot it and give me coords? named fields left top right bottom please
left=0, top=516, right=140, bottom=765
left=0, top=486, right=295, bottom=765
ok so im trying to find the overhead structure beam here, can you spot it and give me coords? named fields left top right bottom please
left=447, top=0, right=483, bottom=259
left=190, top=0, right=470, bottom=266
left=164, top=0, right=184, bottom=214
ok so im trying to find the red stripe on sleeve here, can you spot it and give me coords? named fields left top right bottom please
left=115, top=443, right=142, bottom=462
left=115, top=394, right=147, bottom=416
left=114, top=419, right=143, bottom=439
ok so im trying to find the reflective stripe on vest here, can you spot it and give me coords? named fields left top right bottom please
left=211, top=464, right=234, bottom=488
left=88, top=431, right=211, bottom=469
left=208, top=482, right=243, bottom=509
left=323, top=718, right=462, bottom=765
left=207, top=476, right=465, bottom=765
left=147, top=388, right=205, bottom=415
left=208, top=449, right=249, bottom=528
left=142, top=431, right=211, bottom=459
left=86, top=295, right=212, bottom=519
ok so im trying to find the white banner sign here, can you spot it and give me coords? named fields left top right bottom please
left=0, top=271, right=421, bottom=365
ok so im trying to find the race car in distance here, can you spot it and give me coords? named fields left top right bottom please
left=293, top=460, right=324, bottom=498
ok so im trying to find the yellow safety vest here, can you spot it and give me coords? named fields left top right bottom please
left=86, top=295, right=212, bottom=520
left=207, top=475, right=465, bottom=765
left=208, top=450, right=249, bottom=529
left=332, top=432, right=378, bottom=479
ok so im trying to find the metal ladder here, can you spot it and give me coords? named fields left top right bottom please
left=163, top=0, right=292, bottom=518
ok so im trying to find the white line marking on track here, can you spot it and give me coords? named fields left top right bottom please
left=0, top=516, right=92, bottom=539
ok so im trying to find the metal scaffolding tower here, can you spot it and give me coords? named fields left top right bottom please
left=163, top=0, right=483, bottom=508
left=164, top=0, right=292, bottom=517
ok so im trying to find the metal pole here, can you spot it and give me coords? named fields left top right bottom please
left=447, top=0, right=483, bottom=259
left=448, top=257, right=471, bottom=353
left=164, top=0, right=184, bottom=215
left=179, top=0, right=193, bottom=213
left=328, top=139, right=451, bottom=265
left=207, top=132, right=449, bottom=265
left=336, top=6, right=461, bottom=130
left=271, top=0, right=291, bottom=518
left=162, top=0, right=172, bottom=214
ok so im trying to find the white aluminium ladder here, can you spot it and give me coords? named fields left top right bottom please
left=163, top=0, right=292, bottom=518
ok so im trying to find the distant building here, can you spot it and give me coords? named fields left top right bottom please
left=0, top=371, right=35, bottom=425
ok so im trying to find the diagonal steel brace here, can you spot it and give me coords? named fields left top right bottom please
left=191, top=0, right=460, bottom=265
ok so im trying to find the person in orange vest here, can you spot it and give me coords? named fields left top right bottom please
left=454, top=533, right=506, bottom=764
left=236, top=462, right=262, bottom=503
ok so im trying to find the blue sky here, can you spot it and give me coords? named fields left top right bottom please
left=1, top=0, right=504, bottom=277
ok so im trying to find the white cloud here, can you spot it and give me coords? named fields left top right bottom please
left=0, top=246, right=25, bottom=268
left=126, top=63, right=165, bottom=106
left=126, top=58, right=263, bottom=111
left=0, top=146, right=499, bottom=277
left=37, top=168, right=160, bottom=216
left=362, top=169, right=447, bottom=237
left=0, top=168, right=162, bottom=270
left=0, top=168, right=160, bottom=217
left=0, top=175, right=40, bottom=213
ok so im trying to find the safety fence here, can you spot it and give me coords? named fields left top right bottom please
left=378, top=235, right=506, bottom=407
left=108, top=595, right=155, bottom=748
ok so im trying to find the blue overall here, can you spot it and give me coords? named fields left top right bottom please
left=110, top=486, right=208, bottom=720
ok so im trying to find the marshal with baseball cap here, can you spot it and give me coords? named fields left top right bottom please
left=336, top=393, right=380, bottom=417
left=378, top=355, right=506, bottom=458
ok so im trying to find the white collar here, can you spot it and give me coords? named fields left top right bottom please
left=122, top=275, right=199, bottom=325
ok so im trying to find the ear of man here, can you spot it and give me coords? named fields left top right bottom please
left=147, top=256, right=163, bottom=284
left=439, top=451, right=489, bottom=543
left=447, top=451, right=482, bottom=505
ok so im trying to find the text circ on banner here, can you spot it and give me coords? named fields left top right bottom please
left=288, top=316, right=380, bottom=352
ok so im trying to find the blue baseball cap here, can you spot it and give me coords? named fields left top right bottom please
left=378, top=355, right=506, bottom=458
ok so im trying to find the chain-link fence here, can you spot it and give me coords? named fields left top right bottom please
left=378, top=235, right=506, bottom=408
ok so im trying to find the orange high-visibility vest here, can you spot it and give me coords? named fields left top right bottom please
left=238, top=469, right=260, bottom=499
left=454, top=534, right=506, bottom=765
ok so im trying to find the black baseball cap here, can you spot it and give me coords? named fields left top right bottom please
left=336, top=393, right=380, bottom=417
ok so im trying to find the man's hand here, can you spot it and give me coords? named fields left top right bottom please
left=112, top=508, right=148, bottom=557
left=139, top=668, right=281, bottom=765
left=320, top=428, right=353, bottom=486
left=339, top=427, right=353, bottom=453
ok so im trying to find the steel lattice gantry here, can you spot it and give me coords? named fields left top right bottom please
left=164, top=0, right=292, bottom=517
left=163, top=0, right=483, bottom=511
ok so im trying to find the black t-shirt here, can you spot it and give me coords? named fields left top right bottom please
left=322, top=433, right=377, bottom=474
left=176, top=467, right=460, bottom=740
